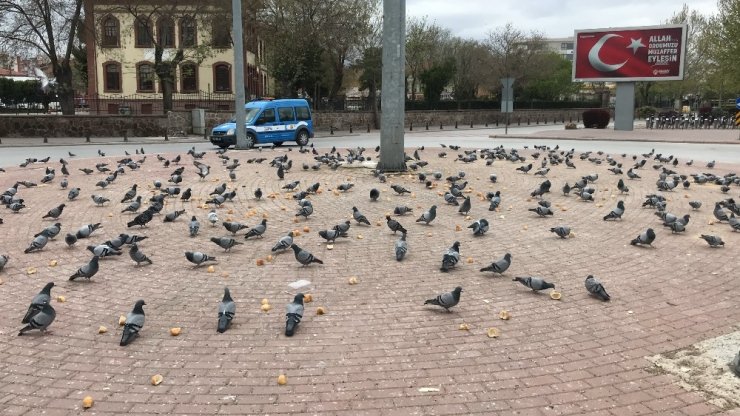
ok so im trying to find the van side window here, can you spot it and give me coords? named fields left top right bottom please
left=257, top=108, right=275, bottom=124
left=278, top=107, right=295, bottom=122
left=295, top=106, right=311, bottom=121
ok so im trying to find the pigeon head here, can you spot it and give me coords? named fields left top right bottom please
left=41, top=281, right=54, bottom=293
left=646, top=228, right=656, bottom=238
left=293, top=293, right=305, bottom=304
left=617, top=201, right=625, bottom=209
left=133, top=299, right=146, bottom=313
left=504, top=253, right=512, bottom=261
left=223, top=287, right=232, bottom=301
left=385, top=215, right=391, bottom=220
left=452, top=286, right=463, bottom=300
left=585, top=275, right=594, bottom=282
left=543, top=282, right=556, bottom=290
left=451, top=241, right=461, bottom=251
left=352, top=206, right=358, bottom=212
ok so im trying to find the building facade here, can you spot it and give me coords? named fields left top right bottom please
left=83, top=0, right=268, bottom=114
left=543, top=37, right=575, bottom=62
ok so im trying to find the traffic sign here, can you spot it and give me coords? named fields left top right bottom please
left=735, top=97, right=740, bottom=110
left=501, top=78, right=515, bottom=114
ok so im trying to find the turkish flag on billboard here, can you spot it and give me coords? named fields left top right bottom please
left=573, top=25, right=686, bottom=82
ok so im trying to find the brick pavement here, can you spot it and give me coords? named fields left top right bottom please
left=499, top=125, right=740, bottom=144
left=0, top=142, right=738, bottom=415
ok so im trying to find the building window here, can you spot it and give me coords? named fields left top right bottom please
left=212, top=21, right=231, bottom=48
left=213, top=63, right=231, bottom=92
left=135, top=17, right=153, bottom=48
left=137, top=62, right=155, bottom=92
left=561, top=42, right=574, bottom=50
left=157, top=17, right=175, bottom=48
left=101, top=16, right=120, bottom=47
left=103, top=62, right=121, bottom=92
left=180, top=62, right=198, bottom=92
left=180, top=17, right=197, bottom=48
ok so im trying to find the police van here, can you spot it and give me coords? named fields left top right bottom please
left=209, top=98, right=314, bottom=149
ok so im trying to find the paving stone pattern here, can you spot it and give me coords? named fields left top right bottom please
left=0, top=143, right=738, bottom=415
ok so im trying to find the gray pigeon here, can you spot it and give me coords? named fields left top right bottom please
left=699, top=234, right=724, bottom=247
left=666, top=214, right=690, bottom=233
left=217, top=287, right=236, bottom=333
left=189, top=216, right=200, bottom=237
left=333, top=220, right=351, bottom=236
left=440, top=241, right=461, bottom=272
left=285, top=293, right=305, bottom=336
left=120, top=300, right=145, bottom=346
left=513, top=276, right=555, bottom=291
left=64, top=233, right=77, bottom=247
left=0, top=254, right=8, bottom=271
left=416, top=205, right=437, bottom=224
left=86, top=244, right=121, bottom=257
left=24, top=234, right=49, bottom=253
left=394, top=232, right=408, bottom=261
left=528, top=205, right=553, bottom=217
left=272, top=231, right=295, bottom=252
left=91, top=194, right=110, bottom=206
left=69, top=256, right=100, bottom=280
left=714, top=203, right=729, bottom=222
left=444, top=192, right=459, bottom=205
left=688, top=200, right=702, bottom=210
left=291, top=244, right=323, bottom=266
left=129, top=243, right=153, bottom=265
left=67, top=187, right=80, bottom=200
left=393, top=206, right=413, bottom=216
left=244, top=219, right=267, bottom=239
left=18, top=302, right=55, bottom=336
left=318, top=229, right=345, bottom=243
left=210, top=236, right=243, bottom=251
left=603, top=200, right=625, bottom=221
left=22, top=282, right=54, bottom=324
left=352, top=206, right=371, bottom=225
left=549, top=226, right=571, bottom=239
left=295, top=201, right=313, bottom=219
left=35, top=222, right=61, bottom=239
left=386, top=215, right=407, bottom=234
left=185, top=251, right=216, bottom=266
left=222, top=221, right=248, bottom=235
left=391, top=184, right=411, bottom=195
left=585, top=275, right=610, bottom=301
left=76, top=223, right=102, bottom=239
left=468, top=219, right=489, bottom=236
left=121, top=184, right=138, bottom=203
left=732, top=350, right=740, bottom=377
left=729, top=214, right=740, bottom=231
left=630, top=228, right=656, bottom=246
left=163, top=209, right=186, bottom=222
left=424, top=286, right=462, bottom=311
left=42, top=203, right=65, bottom=219
left=458, top=196, right=471, bottom=215
left=480, top=253, right=512, bottom=275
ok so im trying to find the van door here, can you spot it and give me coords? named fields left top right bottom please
left=276, top=106, right=296, bottom=140
left=253, top=108, right=277, bottom=141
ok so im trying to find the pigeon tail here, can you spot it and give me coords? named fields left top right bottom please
left=285, top=314, right=301, bottom=336
left=119, top=327, right=138, bottom=346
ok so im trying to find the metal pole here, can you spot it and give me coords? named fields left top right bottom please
left=232, top=0, right=247, bottom=149
left=378, top=0, right=406, bottom=172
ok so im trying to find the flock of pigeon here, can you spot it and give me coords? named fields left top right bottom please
left=1, top=141, right=739, bottom=347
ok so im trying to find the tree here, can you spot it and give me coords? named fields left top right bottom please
left=418, top=57, right=455, bottom=107
left=705, top=0, right=740, bottom=105
left=449, top=38, right=490, bottom=103
left=520, top=53, right=577, bottom=102
left=0, top=0, right=84, bottom=115
left=355, top=45, right=381, bottom=127
left=405, top=17, right=451, bottom=100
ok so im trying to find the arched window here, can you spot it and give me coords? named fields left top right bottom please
left=101, top=16, right=120, bottom=47
left=213, top=63, right=231, bottom=92
left=180, top=62, right=198, bottom=93
left=136, top=62, right=155, bottom=92
left=103, top=61, right=121, bottom=92
left=157, top=17, right=175, bottom=48
left=179, top=17, right=197, bottom=48
left=134, top=17, right=152, bottom=48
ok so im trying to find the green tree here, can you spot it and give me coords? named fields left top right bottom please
left=521, top=53, right=577, bottom=101
left=405, top=17, right=451, bottom=100
left=485, top=23, right=547, bottom=101
left=418, top=57, right=455, bottom=107
left=449, top=38, right=490, bottom=103
left=355, top=45, right=382, bottom=127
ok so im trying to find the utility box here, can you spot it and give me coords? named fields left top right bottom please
left=192, top=109, right=205, bottom=135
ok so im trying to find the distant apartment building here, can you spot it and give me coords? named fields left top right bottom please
left=83, top=0, right=269, bottom=114
left=543, top=37, right=575, bottom=62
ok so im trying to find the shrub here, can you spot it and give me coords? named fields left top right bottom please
left=636, top=106, right=657, bottom=119
left=582, top=109, right=610, bottom=128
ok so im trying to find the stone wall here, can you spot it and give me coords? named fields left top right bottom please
left=0, top=114, right=192, bottom=138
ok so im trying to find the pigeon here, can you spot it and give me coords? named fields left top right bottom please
left=24, top=234, right=49, bottom=253
left=244, top=219, right=267, bottom=239
left=468, top=219, right=489, bottom=236
left=666, top=214, right=690, bottom=233
left=393, top=206, right=413, bottom=216
left=291, top=244, right=323, bottom=266
left=284, top=293, right=305, bottom=336
left=272, top=231, right=295, bottom=252
left=42, top=204, right=65, bottom=219
left=86, top=244, right=121, bottom=257
left=386, top=215, right=407, bottom=234
left=688, top=200, right=702, bottom=210
left=369, top=188, right=380, bottom=201
left=8, top=201, right=26, bottom=213
left=0, top=254, right=7, bottom=271
left=64, top=233, right=77, bottom=247
left=516, top=163, right=533, bottom=173
left=121, top=234, right=148, bottom=245
left=22, top=282, right=54, bottom=324
left=222, top=221, right=248, bottom=235
left=120, top=300, right=146, bottom=346
left=333, top=220, right=351, bottom=236
left=603, top=201, right=625, bottom=221
left=35, top=222, right=62, bottom=239
left=444, top=192, right=459, bottom=206
left=185, top=251, right=216, bottom=266
left=730, top=214, right=740, bottom=232
left=69, top=256, right=100, bottom=280
left=181, top=188, right=192, bottom=201
left=163, top=209, right=186, bottom=222
left=424, top=286, right=462, bottom=312
left=127, top=209, right=154, bottom=228
left=189, top=216, right=200, bottom=237
left=550, top=225, right=573, bottom=239
left=217, top=287, right=236, bottom=333
left=210, top=183, right=227, bottom=195
left=67, top=187, right=80, bottom=200
left=528, top=205, right=553, bottom=217
left=394, top=232, right=408, bottom=261
left=337, top=183, right=354, bottom=192
left=121, top=196, right=142, bottom=213
left=480, top=253, right=512, bottom=275
left=91, top=195, right=110, bottom=206
left=513, top=276, right=555, bottom=291
left=352, top=206, right=371, bottom=225
left=18, top=302, right=55, bottom=336
left=458, top=196, right=471, bottom=215
left=440, top=241, right=461, bottom=272
left=121, top=184, right=138, bottom=203
left=416, top=205, right=437, bottom=224
left=254, top=188, right=262, bottom=200
left=129, top=244, right=153, bottom=265
left=699, top=234, right=724, bottom=248
left=585, top=275, right=610, bottom=301
left=630, top=228, right=656, bottom=246
left=391, top=185, right=411, bottom=195
left=713, top=203, right=729, bottom=222
left=79, top=168, right=93, bottom=175
left=210, top=236, right=243, bottom=251
left=317, top=229, right=344, bottom=243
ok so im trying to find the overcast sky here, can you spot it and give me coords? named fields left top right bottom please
left=406, top=0, right=717, bottom=40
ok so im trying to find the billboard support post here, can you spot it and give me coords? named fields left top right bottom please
left=614, top=82, right=635, bottom=131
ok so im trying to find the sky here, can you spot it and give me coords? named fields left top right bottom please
left=406, top=0, right=717, bottom=40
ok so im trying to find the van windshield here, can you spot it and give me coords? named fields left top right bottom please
left=229, top=108, right=262, bottom=124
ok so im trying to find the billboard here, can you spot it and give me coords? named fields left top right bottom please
left=573, top=24, right=687, bottom=82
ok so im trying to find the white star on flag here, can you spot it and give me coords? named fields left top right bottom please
left=627, top=38, right=645, bottom=54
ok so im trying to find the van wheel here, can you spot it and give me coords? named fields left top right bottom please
left=218, top=144, right=230, bottom=149
left=273, top=141, right=283, bottom=147
left=244, top=133, right=256, bottom=149
left=296, top=129, right=309, bottom=146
